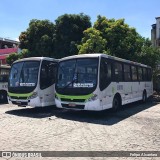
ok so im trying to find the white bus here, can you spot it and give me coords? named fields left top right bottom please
left=0, top=65, right=10, bottom=102
left=8, top=57, right=58, bottom=107
left=55, top=54, right=153, bottom=111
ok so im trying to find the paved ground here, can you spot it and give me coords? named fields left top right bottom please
left=0, top=100, right=160, bottom=160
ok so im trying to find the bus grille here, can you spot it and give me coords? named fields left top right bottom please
left=61, top=98, right=85, bottom=102
left=62, top=104, right=85, bottom=109
left=12, top=101, right=28, bottom=106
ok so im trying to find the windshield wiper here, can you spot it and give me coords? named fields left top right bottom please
left=62, top=79, right=76, bottom=89
left=62, top=72, right=78, bottom=89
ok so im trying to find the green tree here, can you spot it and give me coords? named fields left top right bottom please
left=138, top=46, right=160, bottom=87
left=19, top=19, right=55, bottom=57
left=79, top=15, right=160, bottom=73
left=93, top=15, right=144, bottom=60
left=18, top=49, right=31, bottom=59
left=54, top=13, right=91, bottom=58
left=78, top=28, right=107, bottom=54
left=6, top=53, right=19, bottom=65
left=6, top=49, right=32, bottom=65
left=139, top=46, right=160, bottom=70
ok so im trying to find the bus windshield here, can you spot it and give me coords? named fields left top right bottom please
left=8, top=61, right=40, bottom=93
left=56, top=58, right=98, bottom=95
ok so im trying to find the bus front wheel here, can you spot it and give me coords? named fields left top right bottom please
left=142, top=91, right=147, bottom=103
left=112, top=95, right=121, bottom=112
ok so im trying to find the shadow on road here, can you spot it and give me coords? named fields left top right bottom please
left=5, top=100, right=158, bottom=125
left=0, top=101, right=8, bottom=105
left=5, top=105, right=59, bottom=118
left=54, top=101, right=156, bottom=125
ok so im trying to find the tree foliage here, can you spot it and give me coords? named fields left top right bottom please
left=78, top=28, right=107, bottom=54
left=6, top=49, right=31, bottom=65
left=6, top=53, right=19, bottom=65
left=18, top=49, right=31, bottom=59
left=93, top=15, right=145, bottom=60
left=139, top=46, right=160, bottom=70
left=17, top=14, right=160, bottom=72
left=77, top=15, right=160, bottom=71
left=54, top=13, right=91, bottom=58
left=19, top=19, right=55, bottom=57
left=19, top=14, right=91, bottom=58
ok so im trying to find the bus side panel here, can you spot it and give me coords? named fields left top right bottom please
left=37, top=84, right=55, bottom=107
left=123, top=82, right=132, bottom=104
left=99, top=81, right=153, bottom=110
left=99, top=84, right=113, bottom=110
left=145, top=81, right=153, bottom=97
left=27, top=96, right=41, bottom=107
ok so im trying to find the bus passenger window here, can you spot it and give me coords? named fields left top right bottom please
left=100, top=58, right=112, bottom=91
left=138, top=67, right=143, bottom=81
left=147, top=68, right=152, bottom=81
left=114, top=62, right=123, bottom=81
left=131, top=66, right=138, bottom=81
left=142, top=68, right=147, bottom=81
left=124, top=64, right=131, bottom=81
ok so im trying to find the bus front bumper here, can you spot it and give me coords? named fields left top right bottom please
left=55, top=98, right=101, bottom=111
left=8, top=97, right=41, bottom=107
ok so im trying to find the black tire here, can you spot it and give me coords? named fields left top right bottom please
left=112, top=96, right=121, bottom=112
left=142, top=91, right=147, bottom=103
left=0, top=91, right=7, bottom=103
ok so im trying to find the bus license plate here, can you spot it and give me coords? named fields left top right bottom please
left=16, top=101, right=21, bottom=104
left=68, top=103, right=76, bottom=107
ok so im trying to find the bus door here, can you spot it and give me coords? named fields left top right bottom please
left=99, top=58, right=112, bottom=108
left=39, top=60, right=57, bottom=105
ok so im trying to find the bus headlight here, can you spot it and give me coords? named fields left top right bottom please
left=28, top=92, right=38, bottom=99
left=86, top=94, right=98, bottom=102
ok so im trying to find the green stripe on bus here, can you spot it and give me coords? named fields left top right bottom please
left=8, top=92, right=33, bottom=97
left=56, top=93, right=93, bottom=100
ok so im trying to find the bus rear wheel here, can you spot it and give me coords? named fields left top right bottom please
left=112, top=96, right=121, bottom=112
left=142, top=91, right=147, bottom=103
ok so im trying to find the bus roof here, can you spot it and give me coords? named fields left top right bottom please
left=60, top=53, right=151, bottom=68
left=13, top=57, right=59, bottom=64
left=60, top=54, right=101, bottom=60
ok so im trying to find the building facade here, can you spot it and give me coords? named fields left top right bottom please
left=151, top=17, right=160, bottom=47
left=0, top=37, right=19, bottom=65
